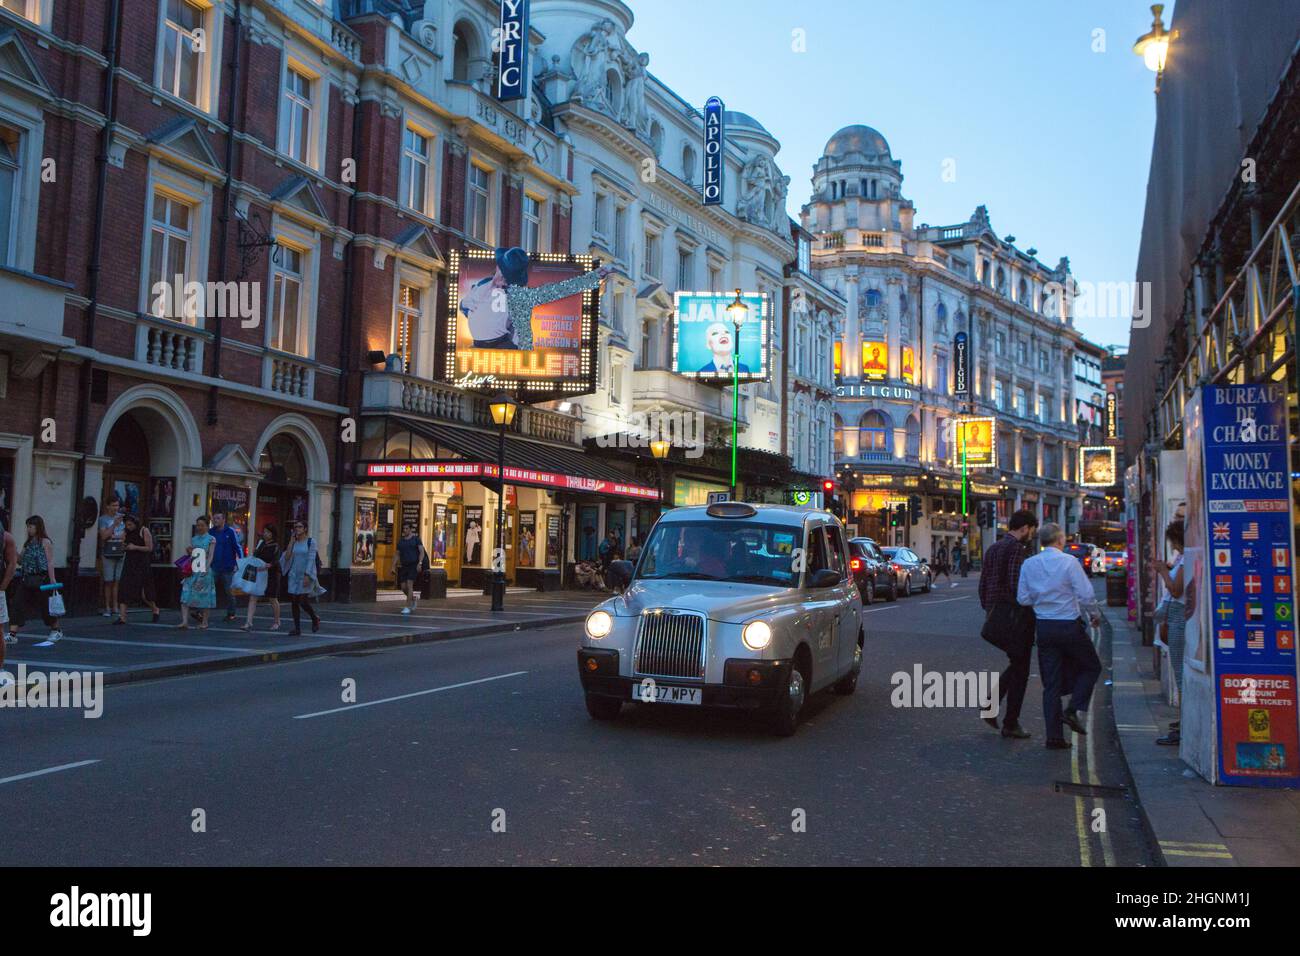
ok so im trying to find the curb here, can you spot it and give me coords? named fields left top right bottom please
left=90, top=612, right=591, bottom=687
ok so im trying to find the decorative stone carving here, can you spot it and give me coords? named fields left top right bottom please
left=736, top=154, right=790, bottom=233
left=570, top=20, right=650, bottom=137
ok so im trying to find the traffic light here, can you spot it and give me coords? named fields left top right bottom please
left=976, top=503, right=988, bottom=529
left=908, top=494, right=922, bottom=526
left=892, top=504, right=906, bottom=527
left=877, top=507, right=889, bottom=529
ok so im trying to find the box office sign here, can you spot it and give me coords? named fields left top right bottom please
left=1188, top=383, right=1300, bottom=787
left=441, top=248, right=600, bottom=400
left=671, top=292, right=770, bottom=382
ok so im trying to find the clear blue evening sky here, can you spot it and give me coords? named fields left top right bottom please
left=626, top=0, right=1165, bottom=349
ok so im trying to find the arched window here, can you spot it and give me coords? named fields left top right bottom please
left=858, top=410, right=891, bottom=454
left=649, top=121, right=664, bottom=159
left=934, top=416, right=949, bottom=463
left=1017, top=278, right=1027, bottom=304
left=682, top=144, right=696, bottom=184
left=863, top=288, right=882, bottom=310
left=833, top=414, right=845, bottom=458
left=451, top=22, right=476, bottom=82
left=936, top=302, right=947, bottom=324
left=995, top=266, right=1006, bottom=293
left=904, top=414, right=921, bottom=459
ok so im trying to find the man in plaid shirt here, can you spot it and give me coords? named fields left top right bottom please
left=977, top=509, right=1039, bottom=739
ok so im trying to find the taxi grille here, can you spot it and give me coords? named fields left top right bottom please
left=633, top=610, right=706, bottom=680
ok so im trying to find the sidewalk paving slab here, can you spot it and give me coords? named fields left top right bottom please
left=1103, top=604, right=1300, bottom=867
left=3, top=590, right=605, bottom=687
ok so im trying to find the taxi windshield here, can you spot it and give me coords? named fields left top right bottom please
left=637, top=521, right=800, bottom=588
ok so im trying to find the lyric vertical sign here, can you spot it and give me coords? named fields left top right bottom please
left=496, top=0, right=530, bottom=101
left=703, top=96, right=724, bottom=206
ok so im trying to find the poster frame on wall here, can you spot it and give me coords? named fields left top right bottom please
left=1079, top=446, right=1118, bottom=487
left=440, top=248, right=601, bottom=401
left=354, top=498, right=377, bottom=566
left=463, top=506, right=485, bottom=566
left=953, top=416, right=997, bottom=469
left=860, top=341, right=888, bottom=381
left=671, top=291, right=771, bottom=382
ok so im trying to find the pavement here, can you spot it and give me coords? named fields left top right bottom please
left=1103, top=601, right=1300, bottom=866
left=2, top=588, right=605, bottom=686
left=0, top=578, right=1161, bottom=865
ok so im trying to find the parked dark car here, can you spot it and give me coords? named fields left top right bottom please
left=1065, top=541, right=1094, bottom=574
left=881, top=546, right=933, bottom=595
left=848, top=537, right=898, bottom=604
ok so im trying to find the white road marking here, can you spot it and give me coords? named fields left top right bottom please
left=0, top=760, right=101, bottom=786
left=915, top=596, right=973, bottom=605
left=53, top=635, right=270, bottom=654
left=863, top=604, right=900, bottom=614
left=293, top=670, right=529, bottom=719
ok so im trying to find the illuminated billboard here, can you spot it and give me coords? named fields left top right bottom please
left=901, top=346, right=917, bottom=385
left=861, top=341, right=888, bottom=380
left=441, top=248, right=601, bottom=400
left=1080, top=446, right=1118, bottom=487
left=671, top=291, right=770, bottom=381
left=955, top=417, right=997, bottom=469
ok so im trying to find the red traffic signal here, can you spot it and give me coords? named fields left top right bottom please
left=822, top=479, right=835, bottom=494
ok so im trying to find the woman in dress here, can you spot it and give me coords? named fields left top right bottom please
left=116, top=513, right=160, bottom=624
left=7, top=515, right=61, bottom=646
left=243, top=523, right=282, bottom=632
left=179, top=515, right=216, bottom=630
left=279, top=520, right=321, bottom=636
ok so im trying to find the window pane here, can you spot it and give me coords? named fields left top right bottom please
left=0, top=163, right=13, bottom=267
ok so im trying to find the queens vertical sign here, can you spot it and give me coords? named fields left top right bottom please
left=703, top=97, right=725, bottom=206
left=496, top=0, right=530, bottom=102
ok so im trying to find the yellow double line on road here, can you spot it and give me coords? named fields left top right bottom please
left=1072, top=623, right=1116, bottom=867
left=1159, top=840, right=1233, bottom=860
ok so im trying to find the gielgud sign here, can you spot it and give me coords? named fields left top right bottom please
left=1182, top=382, right=1300, bottom=787
left=440, top=248, right=603, bottom=401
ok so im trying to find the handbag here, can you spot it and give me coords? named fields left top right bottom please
left=174, top=555, right=193, bottom=578
left=980, top=604, right=1015, bottom=652
left=46, top=589, right=66, bottom=617
left=102, top=539, right=126, bottom=559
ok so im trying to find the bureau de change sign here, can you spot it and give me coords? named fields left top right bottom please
left=1186, top=382, right=1299, bottom=787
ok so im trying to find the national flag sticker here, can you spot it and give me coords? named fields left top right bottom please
left=1279, top=630, right=1295, bottom=650
left=1245, top=573, right=1262, bottom=594
left=1247, top=630, right=1266, bottom=650
left=1213, top=521, right=1231, bottom=541
left=1276, top=575, right=1293, bottom=595
left=1215, top=574, right=1233, bottom=594
left=1214, top=548, right=1232, bottom=568
left=1277, top=603, right=1293, bottom=623
left=1218, top=630, right=1236, bottom=649
left=1216, top=600, right=1235, bottom=624
left=1246, top=601, right=1264, bottom=622
left=1242, top=522, right=1260, bottom=541
left=1275, top=547, right=1291, bottom=569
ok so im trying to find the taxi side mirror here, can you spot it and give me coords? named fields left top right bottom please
left=809, top=568, right=841, bottom=589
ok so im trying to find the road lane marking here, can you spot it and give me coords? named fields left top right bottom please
left=1085, top=624, right=1115, bottom=867
left=0, top=760, right=101, bottom=786
left=1161, top=840, right=1230, bottom=849
left=863, top=605, right=900, bottom=614
left=1161, top=848, right=1234, bottom=859
left=53, top=635, right=270, bottom=654
left=1071, top=734, right=1092, bottom=868
left=293, top=670, right=529, bottom=719
left=915, top=596, right=973, bottom=606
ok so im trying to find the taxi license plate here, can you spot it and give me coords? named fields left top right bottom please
left=631, top=684, right=702, bottom=706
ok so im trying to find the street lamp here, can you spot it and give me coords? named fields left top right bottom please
left=725, top=289, right=749, bottom=499
left=1133, top=4, right=1176, bottom=90
left=488, top=393, right=518, bottom=612
left=651, top=438, right=670, bottom=516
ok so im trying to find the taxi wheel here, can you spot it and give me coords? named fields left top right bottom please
left=834, top=637, right=862, bottom=695
left=770, top=660, right=808, bottom=737
left=922, top=574, right=932, bottom=593
left=886, top=579, right=898, bottom=602
left=585, top=694, right=622, bottom=721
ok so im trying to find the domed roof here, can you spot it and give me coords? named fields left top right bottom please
left=724, top=110, right=770, bottom=135
left=823, top=124, right=891, bottom=160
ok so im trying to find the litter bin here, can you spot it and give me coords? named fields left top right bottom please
left=421, top=568, right=448, bottom=601
left=1106, top=568, right=1126, bottom=607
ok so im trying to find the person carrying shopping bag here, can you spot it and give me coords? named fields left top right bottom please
left=280, top=521, right=321, bottom=636
left=179, top=516, right=217, bottom=630
left=8, top=516, right=62, bottom=647
left=243, top=524, right=282, bottom=632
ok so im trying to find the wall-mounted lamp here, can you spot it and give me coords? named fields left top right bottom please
left=1133, top=4, right=1177, bottom=91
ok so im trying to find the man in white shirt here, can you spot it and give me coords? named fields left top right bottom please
left=1017, top=523, right=1103, bottom=750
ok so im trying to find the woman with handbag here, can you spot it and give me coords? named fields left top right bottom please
left=116, top=513, right=160, bottom=625
left=280, top=520, right=321, bottom=636
left=98, top=494, right=127, bottom=618
left=243, top=524, right=282, bottom=632
left=178, top=515, right=216, bottom=630
left=8, top=515, right=61, bottom=646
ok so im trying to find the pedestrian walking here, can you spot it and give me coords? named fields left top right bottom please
left=0, top=517, right=16, bottom=686
left=598, top=531, right=617, bottom=570
left=243, top=524, right=282, bottom=632
left=97, top=493, right=127, bottom=617
left=976, top=509, right=1039, bottom=739
left=932, top=542, right=953, bottom=587
left=179, top=515, right=216, bottom=630
left=1151, top=519, right=1185, bottom=746
left=116, top=513, right=160, bottom=624
left=393, top=524, right=429, bottom=615
left=209, top=512, right=243, bottom=623
left=625, top=535, right=642, bottom=564
left=280, top=521, right=322, bottom=636
left=8, top=515, right=62, bottom=646
left=1017, top=522, right=1103, bottom=750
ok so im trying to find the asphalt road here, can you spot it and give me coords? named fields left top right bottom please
left=0, top=579, right=1159, bottom=866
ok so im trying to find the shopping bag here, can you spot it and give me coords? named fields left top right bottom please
left=231, top=556, right=267, bottom=598
left=46, top=590, right=66, bottom=617
left=174, top=554, right=193, bottom=578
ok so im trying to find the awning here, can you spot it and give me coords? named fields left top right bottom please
left=363, top=417, right=660, bottom=501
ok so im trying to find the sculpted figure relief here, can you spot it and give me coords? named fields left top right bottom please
left=738, top=154, right=791, bottom=233
left=571, top=20, right=651, bottom=137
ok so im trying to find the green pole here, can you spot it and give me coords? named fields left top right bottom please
left=961, top=423, right=968, bottom=517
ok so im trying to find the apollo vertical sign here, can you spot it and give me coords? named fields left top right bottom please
left=952, top=331, right=969, bottom=396
left=496, top=0, right=530, bottom=101
left=702, top=97, right=724, bottom=206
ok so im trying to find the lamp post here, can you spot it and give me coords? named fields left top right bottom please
left=725, top=289, right=749, bottom=499
left=1133, top=3, right=1176, bottom=91
left=650, top=438, right=670, bottom=515
left=488, top=393, right=518, bottom=612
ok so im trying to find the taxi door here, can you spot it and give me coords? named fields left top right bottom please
left=802, top=523, right=839, bottom=688
left=825, top=523, right=861, bottom=678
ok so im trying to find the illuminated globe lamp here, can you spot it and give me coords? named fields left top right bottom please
left=1133, top=4, right=1177, bottom=90
left=725, top=290, right=750, bottom=498
left=488, top=393, right=519, bottom=612
left=650, top=438, right=671, bottom=511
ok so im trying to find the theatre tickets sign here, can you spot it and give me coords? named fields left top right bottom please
left=1184, top=382, right=1299, bottom=787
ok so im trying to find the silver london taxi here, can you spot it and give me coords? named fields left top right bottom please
left=577, top=502, right=864, bottom=736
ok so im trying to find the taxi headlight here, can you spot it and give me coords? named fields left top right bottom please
left=585, top=610, right=614, bottom=639
left=741, top=619, right=772, bottom=651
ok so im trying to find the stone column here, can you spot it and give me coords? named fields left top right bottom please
left=844, top=272, right=860, bottom=379
left=886, top=274, right=902, bottom=380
